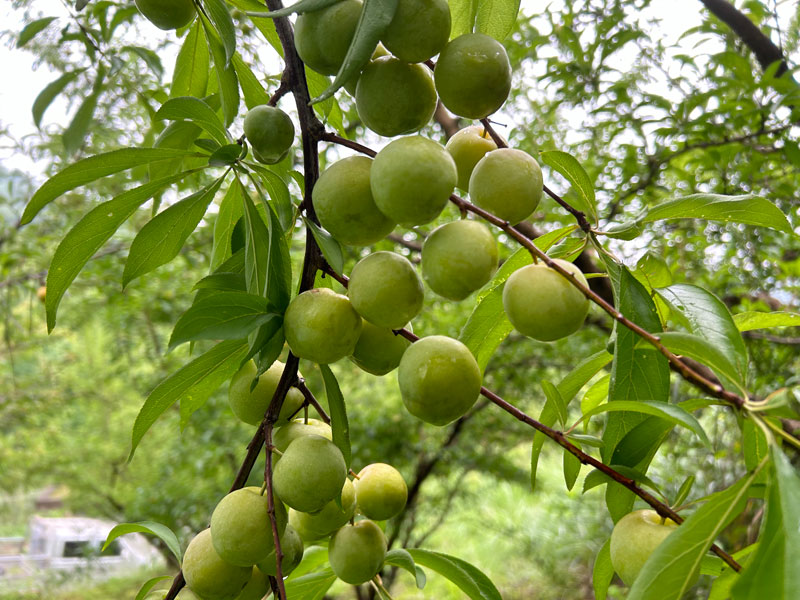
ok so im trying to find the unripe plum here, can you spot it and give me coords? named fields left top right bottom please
left=210, top=486, right=288, bottom=567
left=469, top=148, right=543, bottom=225
left=434, top=33, right=511, bottom=119
left=294, top=0, right=362, bottom=75
left=371, top=136, right=457, bottom=226
left=228, top=360, right=304, bottom=426
left=445, top=125, right=499, bottom=191
left=349, top=320, right=411, bottom=376
left=183, top=529, right=251, bottom=600
left=273, top=435, right=347, bottom=513
left=314, top=156, right=396, bottom=246
left=398, top=335, right=482, bottom=426
left=354, top=463, right=408, bottom=520
left=381, top=0, right=451, bottom=63
left=502, top=259, right=590, bottom=341
left=284, top=288, right=362, bottom=364
left=610, top=510, right=679, bottom=586
left=234, top=567, right=268, bottom=600
left=256, top=524, right=304, bottom=576
left=328, top=520, right=388, bottom=585
left=288, top=478, right=357, bottom=542
left=135, top=0, right=195, bottom=30
left=243, top=105, right=294, bottom=165
left=421, top=220, right=499, bottom=301
left=356, top=57, right=437, bottom=137
left=273, top=418, right=332, bottom=453
left=348, top=252, right=424, bottom=329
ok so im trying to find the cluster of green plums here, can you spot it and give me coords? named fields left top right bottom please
left=182, top=378, right=410, bottom=599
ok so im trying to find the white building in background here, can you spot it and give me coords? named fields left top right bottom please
left=0, top=516, right=165, bottom=586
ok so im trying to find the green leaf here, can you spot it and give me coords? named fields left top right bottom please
left=581, top=374, right=609, bottom=414
left=63, top=65, right=106, bottom=155
left=32, top=70, right=84, bottom=129
left=209, top=143, right=245, bottom=166
left=601, top=257, right=670, bottom=462
left=320, top=365, right=351, bottom=470
left=283, top=568, right=337, bottom=600
left=232, top=53, right=271, bottom=108
left=656, top=284, right=747, bottom=385
left=134, top=576, right=172, bottom=600
left=580, top=400, right=710, bottom=448
left=628, top=464, right=764, bottom=600
left=733, top=311, right=800, bottom=332
left=18, top=16, right=58, bottom=47
left=673, top=475, right=695, bottom=508
left=204, top=0, right=237, bottom=65
left=311, top=0, right=398, bottom=103
left=458, top=281, right=513, bottom=373
left=305, top=219, right=344, bottom=275
left=475, top=0, right=520, bottom=41
left=639, top=194, right=794, bottom=234
left=211, top=181, right=243, bottom=269
left=123, top=177, right=224, bottom=287
left=129, top=340, right=248, bottom=459
left=46, top=171, right=197, bottom=332
left=542, top=380, right=568, bottom=427
left=539, top=150, right=598, bottom=223
left=655, top=332, right=746, bottom=395
left=731, top=447, right=800, bottom=599
left=742, top=418, right=769, bottom=472
left=563, top=449, right=581, bottom=491
left=22, top=147, right=197, bottom=225
left=249, top=0, right=341, bottom=18
left=204, top=16, right=240, bottom=125
left=155, top=96, right=230, bottom=146
left=406, top=549, right=502, bottom=600
left=384, top=548, right=427, bottom=589
left=122, top=45, right=164, bottom=78
left=171, top=21, right=210, bottom=98
left=169, top=292, right=279, bottom=348
left=102, top=521, right=181, bottom=564
left=592, top=539, right=614, bottom=600
left=249, top=164, right=294, bottom=230
left=194, top=272, right=246, bottom=291
left=449, top=0, right=479, bottom=38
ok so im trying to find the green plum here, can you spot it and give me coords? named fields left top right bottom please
left=354, top=463, right=408, bottom=520
left=135, top=0, right=195, bottom=30
left=313, top=156, right=396, bottom=246
left=381, top=0, right=451, bottom=63
left=273, top=435, right=347, bottom=513
left=610, top=510, right=680, bottom=586
left=421, top=220, right=499, bottom=300
left=284, top=288, right=363, bottom=364
left=445, top=125, right=499, bottom=191
left=348, top=252, right=424, bottom=329
left=349, top=320, right=412, bottom=376
left=228, top=360, right=304, bottom=426
left=502, top=259, right=590, bottom=341
left=355, top=57, right=437, bottom=137
left=398, top=335, right=482, bottom=426
left=183, top=529, right=251, bottom=600
left=210, top=486, right=288, bottom=567
left=328, top=520, right=388, bottom=585
left=371, top=136, right=457, bottom=226
left=257, top=524, right=304, bottom=577
left=288, top=478, right=357, bottom=542
left=234, top=567, right=268, bottom=600
left=243, top=105, right=294, bottom=165
left=469, top=148, right=543, bottom=225
left=434, top=33, right=511, bottom=119
left=273, top=418, right=332, bottom=453
left=294, top=0, right=362, bottom=75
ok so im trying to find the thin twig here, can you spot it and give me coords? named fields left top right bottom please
left=295, top=380, right=332, bottom=424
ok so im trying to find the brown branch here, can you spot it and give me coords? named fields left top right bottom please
left=295, top=379, right=332, bottom=424
left=698, top=0, right=789, bottom=75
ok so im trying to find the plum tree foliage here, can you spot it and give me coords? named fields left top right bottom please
left=6, top=0, right=800, bottom=598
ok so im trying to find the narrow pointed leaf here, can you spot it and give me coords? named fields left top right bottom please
left=155, top=96, right=230, bottom=146
left=405, top=549, right=502, bottom=600
left=18, top=16, right=58, bottom=47
left=32, top=70, right=84, bottom=129
left=655, top=331, right=746, bottom=394
left=46, top=171, right=196, bottom=331
left=283, top=567, right=337, bottom=599
left=539, top=150, right=598, bottom=223
left=232, top=53, right=271, bottom=108
left=63, top=65, right=106, bottom=155
left=305, top=219, right=344, bottom=275
left=171, top=21, right=209, bottom=98
left=733, top=311, right=800, bottom=332
left=320, top=365, right=351, bottom=469
left=205, top=17, right=240, bottom=125
left=240, top=181, right=270, bottom=297
left=385, top=548, right=427, bottom=589
left=22, top=147, right=197, bottom=225
left=129, top=340, right=248, bottom=459
left=135, top=576, right=172, bottom=600
left=204, top=0, right=237, bottom=64
left=592, top=539, right=614, bottom=600
left=542, top=380, right=568, bottom=426
left=248, top=0, right=340, bottom=18
left=102, top=521, right=181, bottom=564
left=123, top=177, right=224, bottom=287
